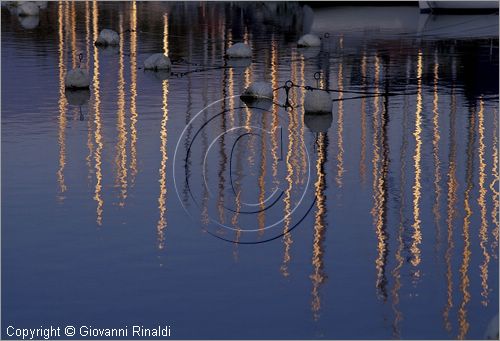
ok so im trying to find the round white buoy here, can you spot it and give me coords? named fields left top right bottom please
left=304, top=113, right=333, bottom=133
left=18, top=14, right=39, bottom=29
left=95, top=29, right=119, bottom=46
left=297, top=33, right=321, bottom=48
left=485, top=314, right=499, bottom=340
left=65, top=69, right=90, bottom=89
left=226, top=43, right=252, bottom=58
left=304, top=90, right=332, bottom=115
left=241, top=81, right=273, bottom=100
left=143, top=53, right=171, bottom=71
left=17, top=2, right=39, bottom=16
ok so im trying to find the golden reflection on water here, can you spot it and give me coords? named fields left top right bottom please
left=280, top=50, right=299, bottom=277
left=70, top=1, right=77, bottom=69
left=84, top=1, right=90, bottom=69
left=115, top=15, right=128, bottom=207
left=157, top=79, right=169, bottom=249
left=359, top=53, right=367, bottom=186
left=491, top=111, right=499, bottom=259
left=391, top=88, right=410, bottom=339
left=270, top=36, right=280, bottom=188
left=411, top=51, right=423, bottom=271
left=57, top=1, right=67, bottom=200
left=432, top=52, right=442, bottom=252
left=163, top=13, right=169, bottom=56
left=477, top=98, right=490, bottom=306
left=370, top=55, right=387, bottom=299
left=311, top=132, right=327, bottom=321
left=129, top=0, right=138, bottom=186
left=298, top=55, right=307, bottom=183
left=443, top=86, right=458, bottom=334
left=157, top=15, right=170, bottom=249
left=458, top=106, right=476, bottom=340
left=92, top=0, right=104, bottom=225
left=257, top=89, right=268, bottom=236
left=335, top=60, right=344, bottom=188
left=85, top=0, right=93, bottom=183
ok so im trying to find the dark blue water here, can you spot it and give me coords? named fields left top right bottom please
left=2, top=2, right=499, bottom=339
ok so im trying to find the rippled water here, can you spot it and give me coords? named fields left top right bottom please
left=2, top=2, right=499, bottom=339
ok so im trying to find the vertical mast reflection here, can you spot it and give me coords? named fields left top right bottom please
left=391, top=85, right=410, bottom=338
left=411, top=51, right=423, bottom=272
left=359, top=53, right=367, bottom=185
left=85, top=0, right=93, bottom=183
left=92, top=0, right=104, bottom=225
left=57, top=1, right=67, bottom=200
left=281, top=50, right=299, bottom=277
left=458, top=105, right=476, bottom=340
left=115, top=14, right=128, bottom=206
left=490, top=111, right=499, bottom=259
left=432, top=52, right=442, bottom=252
left=335, top=57, right=344, bottom=187
left=477, top=98, right=490, bottom=306
left=129, top=0, right=138, bottom=186
left=157, top=13, right=170, bottom=249
left=443, top=86, right=458, bottom=334
left=311, top=132, right=328, bottom=321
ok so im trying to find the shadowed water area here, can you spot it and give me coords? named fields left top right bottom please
left=2, top=1, right=499, bottom=339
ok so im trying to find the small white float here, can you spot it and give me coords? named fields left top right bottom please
left=17, top=2, right=39, bottom=16
left=297, top=33, right=321, bottom=48
left=304, top=90, right=332, bottom=114
left=241, top=81, right=273, bottom=100
left=95, top=29, right=119, bottom=46
left=18, top=14, right=39, bottom=29
left=65, top=69, right=90, bottom=89
left=143, top=53, right=171, bottom=71
left=226, top=43, right=252, bottom=58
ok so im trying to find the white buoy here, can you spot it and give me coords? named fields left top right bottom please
left=95, top=29, right=119, bottom=46
left=297, top=33, right=321, bottom=48
left=226, top=43, right=252, bottom=58
left=485, top=314, right=499, bottom=340
left=17, top=2, right=39, bottom=16
left=18, top=14, right=39, bottom=29
left=304, top=113, right=332, bottom=133
left=241, top=81, right=273, bottom=100
left=304, top=90, right=332, bottom=115
left=65, top=69, right=90, bottom=89
left=143, top=53, right=171, bottom=71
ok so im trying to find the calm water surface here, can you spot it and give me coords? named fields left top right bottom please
left=2, top=2, right=499, bottom=339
